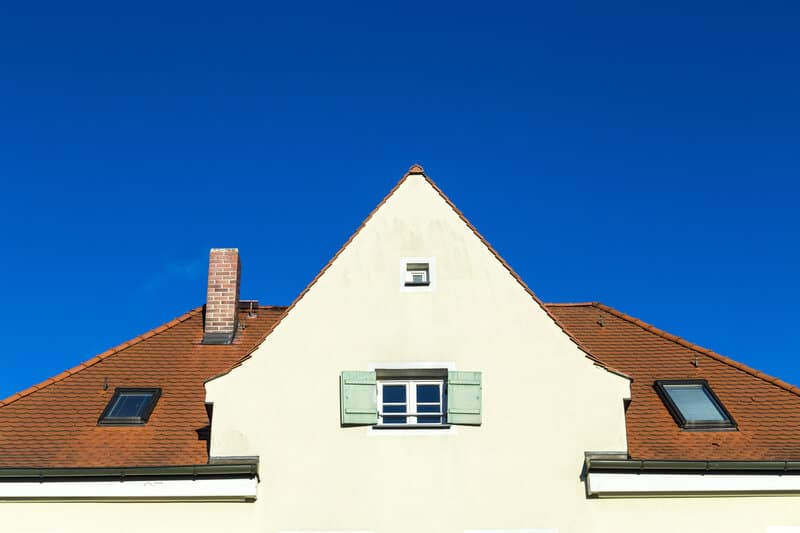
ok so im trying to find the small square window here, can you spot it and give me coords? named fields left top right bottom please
left=404, top=263, right=430, bottom=287
left=98, top=388, right=161, bottom=426
left=400, top=257, right=436, bottom=291
left=377, top=373, right=447, bottom=427
left=654, top=380, right=736, bottom=431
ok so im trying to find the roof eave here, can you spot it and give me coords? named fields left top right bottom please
left=586, top=456, right=800, bottom=474
left=0, top=461, right=258, bottom=481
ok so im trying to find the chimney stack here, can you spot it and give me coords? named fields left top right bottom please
left=203, top=248, right=241, bottom=344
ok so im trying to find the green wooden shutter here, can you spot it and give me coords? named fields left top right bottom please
left=447, top=371, right=482, bottom=425
left=340, top=370, right=378, bottom=426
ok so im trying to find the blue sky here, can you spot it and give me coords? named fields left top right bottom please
left=0, top=1, right=798, bottom=398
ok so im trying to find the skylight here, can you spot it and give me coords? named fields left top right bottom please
left=98, top=388, right=161, bottom=426
left=655, top=380, right=735, bottom=431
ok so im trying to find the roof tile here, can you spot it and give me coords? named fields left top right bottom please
left=547, top=302, right=800, bottom=460
left=0, top=306, right=285, bottom=467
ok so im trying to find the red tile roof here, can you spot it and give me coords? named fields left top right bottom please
left=547, top=302, right=800, bottom=460
left=0, top=306, right=285, bottom=468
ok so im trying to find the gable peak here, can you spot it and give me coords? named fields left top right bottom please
left=407, top=163, right=425, bottom=175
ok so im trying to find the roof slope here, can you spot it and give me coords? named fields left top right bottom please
left=0, top=306, right=285, bottom=468
left=547, top=302, right=800, bottom=461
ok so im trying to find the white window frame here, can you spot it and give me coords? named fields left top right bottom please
left=400, top=256, right=436, bottom=292
left=377, top=378, right=445, bottom=426
left=368, top=362, right=457, bottom=436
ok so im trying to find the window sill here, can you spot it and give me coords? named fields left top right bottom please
left=368, top=424, right=457, bottom=437
left=373, top=424, right=451, bottom=430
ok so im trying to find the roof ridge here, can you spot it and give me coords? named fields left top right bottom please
left=591, top=302, right=800, bottom=398
left=0, top=307, right=204, bottom=408
left=213, top=167, right=630, bottom=383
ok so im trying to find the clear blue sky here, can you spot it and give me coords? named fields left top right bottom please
left=1, top=1, right=798, bottom=399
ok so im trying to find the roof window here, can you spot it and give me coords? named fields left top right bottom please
left=98, top=388, right=161, bottom=426
left=654, top=380, right=735, bottom=431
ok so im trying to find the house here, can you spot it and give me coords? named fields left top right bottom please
left=2, top=165, right=800, bottom=532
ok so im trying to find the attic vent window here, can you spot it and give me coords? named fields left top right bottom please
left=405, top=263, right=430, bottom=286
left=401, top=257, right=435, bottom=291
left=655, top=380, right=736, bottom=431
left=98, top=388, right=161, bottom=426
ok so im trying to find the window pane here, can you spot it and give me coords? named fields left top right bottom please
left=417, top=415, right=442, bottom=424
left=108, top=393, right=151, bottom=418
left=382, top=384, right=406, bottom=403
left=417, top=404, right=441, bottom=413
left=383, top=404, right=407, bottom=413
left=416, top=384, right=440, bottom=403
left=383, top=416, right=407, bottom=424
left=665, top=385, right=727, bottom=422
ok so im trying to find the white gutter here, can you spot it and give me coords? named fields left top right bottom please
left=0, top=477, right=257, bottom=501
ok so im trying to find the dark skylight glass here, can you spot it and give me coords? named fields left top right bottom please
left=655, top=380, right=735, bottom=431
left=98, top=388, right=161, bottom=425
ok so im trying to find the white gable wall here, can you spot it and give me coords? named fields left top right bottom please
left=204, top=174, right=630, bottom=532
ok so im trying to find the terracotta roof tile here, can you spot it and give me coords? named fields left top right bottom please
left=546, top=302, right=800, bottom=460
left=0, top=306, right=285, bottom=468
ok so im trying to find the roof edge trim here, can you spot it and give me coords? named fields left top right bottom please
left=0, top=307, right=204, bottom=407
left=586, top=457, right=800, bottom=473
left=590, top=302, right=800, bottom=399
left=0, top=462, right=258, bottom=480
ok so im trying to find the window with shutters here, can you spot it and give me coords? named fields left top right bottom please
left=340, top=369, right=481, bottom=428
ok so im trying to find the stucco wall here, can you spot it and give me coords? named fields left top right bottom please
left=3, top=497, right=800, bottom=532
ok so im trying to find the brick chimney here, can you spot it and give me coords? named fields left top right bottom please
left=203, top=248, right=241, bottom=345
